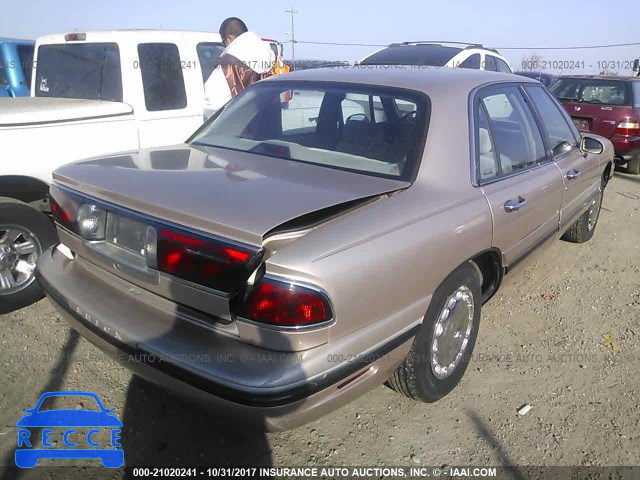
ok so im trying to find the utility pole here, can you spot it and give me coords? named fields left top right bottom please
left=285, top=7, right=298, bottom=70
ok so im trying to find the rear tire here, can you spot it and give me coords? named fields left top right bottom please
left=0, top=201, right=58, bottom=313
left=387, top=262, right=482, bottom=402
left=627, top=157, right=640, bottom=175
left=561, top=187, right=602, bottom=244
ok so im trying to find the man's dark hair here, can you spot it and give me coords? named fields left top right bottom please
left=219, top=17, right=248, bottom=38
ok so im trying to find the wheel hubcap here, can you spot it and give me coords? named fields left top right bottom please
left=0, top=225, right=41, bottom=295
left=431, top=286, right=475, bottom=379
left=587, top=190, right=602, bottom=232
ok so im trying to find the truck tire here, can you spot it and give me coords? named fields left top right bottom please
left=561, top=188, right=602, bottom=244
left=627, top=157, right=640, bottom=175
left=387, top=262, right=482, bottom=402
left=0, top=200, right=58, bottom=313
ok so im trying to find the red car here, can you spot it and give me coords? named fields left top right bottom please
left=550, top=75, right=640, bottom=173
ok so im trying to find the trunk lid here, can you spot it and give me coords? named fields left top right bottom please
left=53, top=145, right=409, bottom=246
left=560, top=100, right=634, bottom=138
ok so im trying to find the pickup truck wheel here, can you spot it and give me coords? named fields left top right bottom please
left=387, top=262, right=481, bottom=402
left=561, top=188, right=602, bottom=244
left=0, top=201, right=57, bottom=313
left=627, top=157, right=640, bottom=175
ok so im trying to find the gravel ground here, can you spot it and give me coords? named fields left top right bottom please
left=0, top=172, right=638, bottom=479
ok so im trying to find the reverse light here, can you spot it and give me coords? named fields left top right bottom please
left=240, top=278, right=332, bottom=327
left=77, top=204, right=107, bottom=240
left=154, top=228, right=253, bottom=291
left=614, top=119, right=640, bottom=136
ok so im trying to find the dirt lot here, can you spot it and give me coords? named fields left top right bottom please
left=0, top=172, right=638, bottom=479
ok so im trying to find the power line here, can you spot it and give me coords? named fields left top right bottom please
left=289, top=40, right=640, bottom=50
left=498, top=42, right=640, bottom=50
left=285, top=7, right=298, bottom=68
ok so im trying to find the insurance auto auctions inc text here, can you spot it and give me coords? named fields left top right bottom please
left=247, top=466, right=497, bottom=478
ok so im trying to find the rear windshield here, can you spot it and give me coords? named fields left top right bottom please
left=191, top=82, right=429, bottom=180
left=35, top=43, right=123, bottom=101
left=550, top=78, right=632, bottom=106
left=361, top=45, right=462, bottom=67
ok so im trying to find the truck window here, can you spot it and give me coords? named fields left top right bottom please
left=196, top=42, right=224, bottom=82
left=0, top=59, right=7, bottom=85
left=138, top=43, right=187, bottom=111
left=35, top=43, right=122, bottom=101
left=495, top=57, right=512, bottom=73
left=18, top=44, right=34, bottom=86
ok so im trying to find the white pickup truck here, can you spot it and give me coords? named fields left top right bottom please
left=0, top=29, right=230, bottom=311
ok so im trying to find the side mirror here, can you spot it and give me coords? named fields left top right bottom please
left=581, top=136, right=604, bottom=155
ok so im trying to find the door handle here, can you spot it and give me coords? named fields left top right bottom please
left=504, top=197, right=527, bottom=213
left=566, top=169, right=581, bottom=180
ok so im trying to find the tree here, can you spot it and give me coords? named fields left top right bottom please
left=520, top=52, right=544, bottom=71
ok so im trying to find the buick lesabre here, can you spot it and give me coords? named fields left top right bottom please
left=36, top=67, right=614, bottom=431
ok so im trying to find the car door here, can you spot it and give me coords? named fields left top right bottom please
left=474, top=85, right=563, bottom=266
left=524, top=85, right=601, bottom=230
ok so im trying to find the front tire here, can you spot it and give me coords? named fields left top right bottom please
left=388, top=262, right=482, bottom=402
left=0, top=200, right=58, bottom=313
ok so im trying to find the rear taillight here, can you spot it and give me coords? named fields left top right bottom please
left=240, top=278, right=332, bottom=327
left=615, top=119, right=640, bottom=136
left=154, top=228, right=253, bottom=291
left=49, top=186, right=80, bottom=233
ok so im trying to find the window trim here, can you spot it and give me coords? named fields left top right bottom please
left=469, top=82, right=552, bottom=187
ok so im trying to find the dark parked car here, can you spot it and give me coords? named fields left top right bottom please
left=514, top=71, right=557, bottom=88
left=550, top=75, right=640, bottom=173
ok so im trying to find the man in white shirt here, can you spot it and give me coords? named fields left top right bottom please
left=203, top=17, right=276, bottom=119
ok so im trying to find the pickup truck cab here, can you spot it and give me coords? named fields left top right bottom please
left=0, top=30, right=225, bottom=312
left=0, top=38, right=34, bottom=97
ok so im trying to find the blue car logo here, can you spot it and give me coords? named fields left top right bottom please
left=15, top=391, right=123, bottom=468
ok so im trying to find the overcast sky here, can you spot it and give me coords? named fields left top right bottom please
left=1, top=0, right=638, bottom=74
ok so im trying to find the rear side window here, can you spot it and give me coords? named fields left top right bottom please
left=484, top=55, right=497, bottom=72
left=17, top=44, right=34, bottom=86
left=477, top=86, right=546, bottom=180
left=525, top=86, right=579, bottom=157
left=35, top=43, right=122, bottom=101
left=138, top=43, right=187, bottom=111
left=459, top=54, right=480, bottom=69
left=550, top=78, right=632, bottom=106
left=196, top=42, right=224, bottom=82
left=495, top=58, right=512, bottom=73
left=361, top=45, right=462, bottom=66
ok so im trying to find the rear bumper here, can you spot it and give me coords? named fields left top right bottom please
left=610, top=135, right=640, bottom=160
left=36, top=246, right=416, bottom=431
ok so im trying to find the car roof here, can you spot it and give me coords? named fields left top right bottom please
left=555, top=74, right=640, bottom=82
left=0, top=38, right=34, bottom=44
left=264, top=66, right=532, bottom=95
left=36, top=30, right=221, bottom=44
